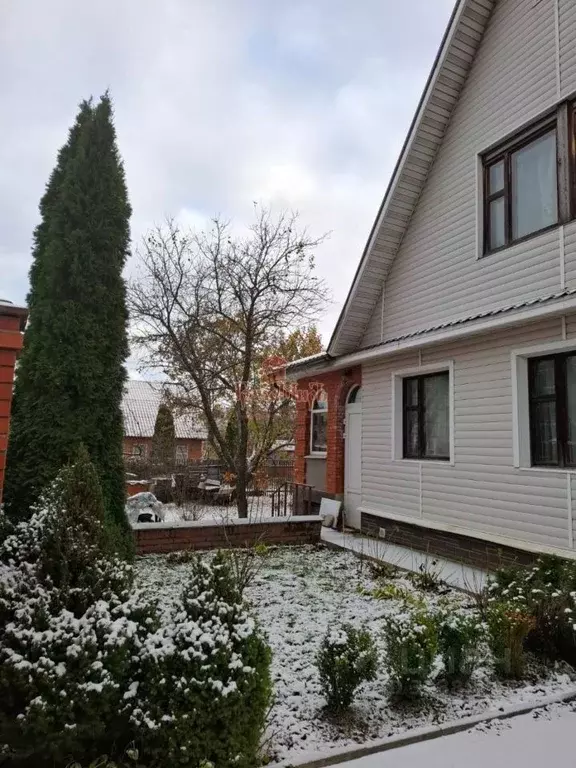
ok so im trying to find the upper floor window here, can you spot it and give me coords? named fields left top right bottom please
left=310, top=393, right=327, bottom=454
left=529, top=353, right=576, bottom=468
left=403, top=372, right=450, bottom=460
left=483, top=119, right=558, bottom=254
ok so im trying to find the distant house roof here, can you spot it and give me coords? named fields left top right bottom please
left=122, top=380, right=207, bottom=440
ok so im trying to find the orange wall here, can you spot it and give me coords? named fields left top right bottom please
left=123, top=437, right=204, bottom=462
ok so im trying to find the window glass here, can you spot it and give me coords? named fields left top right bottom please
left=489, top=197, right=506, bottom=250
left=404, top=410, right=419, bottom=458
left=566, top=356, right=576, bottom=466
left=311, top=411, right=327, bottom=453
left=403, top=372, right=449, bottom=460
left=512, top=131, right=557, bottom=240
left=531, top=400, right=558, bottom=465
left=532, top=358, right=556, bottom=397
left=489, top=161, right=505, bottom=193
left=423, top=374, right=450, bottom=458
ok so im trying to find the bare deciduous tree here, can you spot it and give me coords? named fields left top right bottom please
left=129, top=207, right=328, bottom=517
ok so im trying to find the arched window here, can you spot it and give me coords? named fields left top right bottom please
left=310, top=392, right=328, bottom=454
left=347, top=385, right=362, bottom=404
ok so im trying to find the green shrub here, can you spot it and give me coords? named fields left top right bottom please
left=486, top=603, right=536, bottom=679
left=488, top=555, right=576, bottom=663
left=383, top=608, right=438, bottom=696
left=408, top=558, right=442, bottom=592
left=0, top=454, right=271, bottom=768
left=316, top=624, right=378, bottom=711
left=437, top=611, right=484, bottom=684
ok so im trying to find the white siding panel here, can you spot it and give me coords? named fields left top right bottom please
left=380, top=0, right=561, bottom=343
left=362, top=319, right=572, bottom=551
left=563, top=221, right=576, bottom=289
left=559, top=0, right=576, bottom=97
left=360, top=289, right=383, bottom=347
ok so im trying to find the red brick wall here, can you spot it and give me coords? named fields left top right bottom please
left=294, top=366, right=361, bottom=495
left=134, top=517, right=322, bottom=555
left=0, top=304, right=27, bottom=505
left=123, top=437, right=204, bottom=461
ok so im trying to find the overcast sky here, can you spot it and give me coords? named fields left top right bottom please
left=1, top=0, right=454, bottom=353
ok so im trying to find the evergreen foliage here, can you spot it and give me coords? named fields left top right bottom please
left=150, top=403, right=175, bottom=466
left=4, top=94, right=132, bottom=551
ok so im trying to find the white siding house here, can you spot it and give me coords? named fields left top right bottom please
left=288, top=0, right=576, bottom=565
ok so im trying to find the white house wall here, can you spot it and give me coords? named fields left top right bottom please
left=361, top=0, right=576, bottom=348
left=361, top=316, right=576, bottom=552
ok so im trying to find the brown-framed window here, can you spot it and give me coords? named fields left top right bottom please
left=403, top=372, right=450, bottom=460
left=529, top=353, right=576, bottom=468
left=483, top=119, right=558, bottom=255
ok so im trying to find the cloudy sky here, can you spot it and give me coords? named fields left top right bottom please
left=1, top=0, right=454, bottom=351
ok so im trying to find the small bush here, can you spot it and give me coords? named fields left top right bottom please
left=0, top=454, right=271, bottom=768
left=383, top=608, right=438, bottom=696
left=488, top=555, right=576, bottom=663
left=316, top=624, right=378, bottom=711
left=486, top=603, right=536, bottom=679
left=408, top=558, right=442, bottom=592
left=437, top=611, right=484, bottom=684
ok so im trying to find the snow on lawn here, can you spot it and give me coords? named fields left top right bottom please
left=161, top=494, right=275, bottom=523
left=134, top=545, right=576, bottom=764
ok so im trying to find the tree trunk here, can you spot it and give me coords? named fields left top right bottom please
left=236, top=470, right=249, bottom=518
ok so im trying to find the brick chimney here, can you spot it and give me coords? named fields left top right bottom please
left=0, top=300, right=28, bottom=506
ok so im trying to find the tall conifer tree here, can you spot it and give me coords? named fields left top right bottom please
left=5, top=95, right=132, bottom=552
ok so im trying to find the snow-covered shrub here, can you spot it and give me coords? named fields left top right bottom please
left=316, top=624, right=378, bottom=711
left=383, top=608, right=438, bottom=696
left=132, top=553, right=272, bottom=767
left=0, top=455, right=271, bottom=768
left=437, top=610, right=484, bottom=684
left=486, top=603, right=535, bottom=679
left=488, top=556, right=576, bottom=663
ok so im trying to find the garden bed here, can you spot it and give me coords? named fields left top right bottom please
left=134, top=545, right=576, bottom=765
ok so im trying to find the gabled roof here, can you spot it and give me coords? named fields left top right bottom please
left=122, top=380, right=207, bottom=440
left=329, top=0, right=495, bottom=356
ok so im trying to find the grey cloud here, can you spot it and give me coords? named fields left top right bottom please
left=0, top=0, right=454, bottom=344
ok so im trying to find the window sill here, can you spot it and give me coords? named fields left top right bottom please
left=306, top=453, right=327, bottom=459
left=392, top=458, right=454, bottom=466
left=517, top=465, right=576, bottom=475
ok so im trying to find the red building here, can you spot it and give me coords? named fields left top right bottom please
left=0, top=300, right=28, bottom=505
left=122, top=380, right=206, bottom=463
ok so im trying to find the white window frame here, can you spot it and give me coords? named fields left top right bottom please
left=175, top=444, right=188, bottom=465
left=391, top=361, right=455, bottom=465
left=512, top=337, right=576, bottom=471
left=309, top=392, right=328, bottom=456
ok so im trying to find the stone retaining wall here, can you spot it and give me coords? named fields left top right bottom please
left=133, top=515, right=322, bottom=555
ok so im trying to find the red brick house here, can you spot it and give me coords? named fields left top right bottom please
left=285, top=364, right=362, bottom=523
left=0, top=300, right=28, bottom=505
left=122, top=380, right=207, bottom=463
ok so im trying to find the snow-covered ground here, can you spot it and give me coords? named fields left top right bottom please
left=134, top=546, right=576, bottom=765
left=159, top=494, right=275, bottom=523
left=336, top=701, right=576, bottom=767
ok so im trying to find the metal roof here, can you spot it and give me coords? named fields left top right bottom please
left=122, top=380, right=207, bottom=440
left=287, top=288, right=576, bottom=374
left=329, top=0, right=496, bottom=356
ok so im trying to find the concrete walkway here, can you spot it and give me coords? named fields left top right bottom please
left=320, top=527, right=487, bottom=592
left=335, top=702, right=576, bottom=768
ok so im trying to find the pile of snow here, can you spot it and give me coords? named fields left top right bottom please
left=126, top=492, right=164, bottom=523
left=135, top=546, right=576, bottom=764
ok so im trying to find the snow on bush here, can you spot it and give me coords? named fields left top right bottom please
left=316, top=624, right=378, bottom=712
left=488, top=555, right=576, bottom=664
left=383, top=607, right=438, bottom=696
left=437, top=609, right=485, bottom=684
left=0, top=451, right=271, bottom=767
